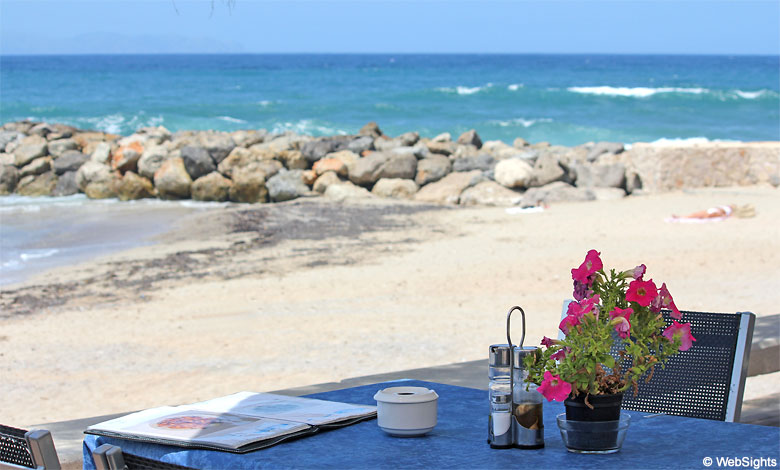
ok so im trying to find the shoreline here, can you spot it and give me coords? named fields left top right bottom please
left=1, top=185, right=779, bottom=425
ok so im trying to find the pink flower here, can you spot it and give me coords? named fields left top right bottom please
left=609, top=307, right=633, bottom=339
left=537, top=371, right=572, bottom=402
left=571, top=250, right=603, bottom=284
left=657, top=283, right=682, bottom=320
left=541, top=336, right=557, bottom=348
left=550, top=348, right=568, bottom=361
left=567, top=295, right=600, bottom=320
left=559, top=314, right=580, bottom=335
left=626, top=278, right=658, bottom=307
left=663, top=320, right=697, bottom=351
left=608, top=306, right=633, bottom=320
left=632, top=264, right=647, bottom=280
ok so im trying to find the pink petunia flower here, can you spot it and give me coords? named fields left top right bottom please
left=657, top=283, right=682, bottom=320
left=571, top=250, right=603, bottom=284
left=537, top=371, right=572, bottom=402
left=567, top=295, right=601, bottom=320
left=559, top=314, right=580, bottom=335
left=626, top=278, right=658, bottom=307
left=662, top=320, right=697, bottom=351
left=632, top=264, right=646, bottom=280
left=608, top=307, right=633, bottom=339
left=550, top=348, right=568, bottom=361
left=541, top=336, right=557, bottom=348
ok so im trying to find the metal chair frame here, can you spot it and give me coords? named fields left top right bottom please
left=0, top=426, right=61, bottom=470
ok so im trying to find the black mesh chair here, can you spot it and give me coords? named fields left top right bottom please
left=559, top=301, right=755, bottom=422
left=0, top=425, right=61, bottom=470
left=92, top=444, right=194, bottom=470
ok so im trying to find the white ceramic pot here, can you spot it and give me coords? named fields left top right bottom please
left=373, top=386, right=438, bottom=437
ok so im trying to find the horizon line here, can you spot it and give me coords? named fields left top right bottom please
left=2, top=51, right=778, bottom=57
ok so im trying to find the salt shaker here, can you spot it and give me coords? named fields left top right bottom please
left=488, top=344, right=512, bottom=448
left=507, top=306, right=544, bottom=449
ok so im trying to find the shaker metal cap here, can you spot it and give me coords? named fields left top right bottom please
left=512, top=346, right=540, bottom=366
left=489, top=344, right=512, bottom=367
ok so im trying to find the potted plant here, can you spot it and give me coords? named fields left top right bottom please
left=524, top=250, right=696, bottom=452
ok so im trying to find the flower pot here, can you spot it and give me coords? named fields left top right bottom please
left=564, top=392, right=623, bottom=421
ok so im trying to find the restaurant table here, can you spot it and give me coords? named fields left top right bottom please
left=83, top=379, right=780, bottom=469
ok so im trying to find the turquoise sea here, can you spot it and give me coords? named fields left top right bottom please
left=1, top=54, right=778, bottom=145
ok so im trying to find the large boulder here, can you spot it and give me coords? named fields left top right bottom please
left=326, top=150, right=360, bottom=171
left=348, top=152, right=391, bottom=186
left=313, top=171, right=341, bottom=194
left=266, top=169, right=310, bottom=202
left=452, top=153, right=494, bottom=172
left=377, top=153, right=417, bottom=180
left=137, top=145, right=169, bottom=180
left=346, top=136, right=374, bottom=154
left=154, top=157, right=192, bottom=199
left=391, top=144, right=429, bottom=160
left=136, top=126, right=172, bottom=146
left=192, top=172, right=232, bottom=202
left=586, top=142, right=624, bottom=162
left=432, top=132, right=451, bottom=142
left=574, top=162, right=626, bottom=188
left=313, top=157, right=348, bottom=177
left=116, top=172, right=155, bottom=201
left=373, top=136, right=403, bottom=152
left=52, top=150, right=88, bottom=175
left=13, top=136, right=48, bottom=167
left=16, top=171, right=57, bottom=197
left=521, top=182, right=595, bottom=206
left=90, top=142, right=112, bottom=164
left=301, top=139, right=342, bottom=163
left=459, top=181, right=522, bottom=207
left=0, top=131, right=24, bottom=153
left=277, top=150, right=308, bottom=170
left=323, top=180, right=373, bottom=201
left=217, top=147, right=282, bottom=179
left=414, top=170, right=483, bottom=205
left=47, top=138, right=78, bottom=158
left=426, top=141, right=458, bottom=156
left=76, top=161, right=116, bottom=199
left=181, top=146, right=217, bottom=180
left=457, top=129, right=482, bottom=149
left=358, top=122, right=383, bottom=138
left=529, top=153, right=566, bottom=187
left=111, top=141, right=143, bottom=173
left=52, top=171, right=79, bottom=196
left=371, top=178, right=419, bottom=199
left=231, top=129, right=267, bottom=148
left=415, top=155, right=452, bottom=186
left=0, top=165, right=19, bottom=195
left=198, top=132, right=235, bottom=163
left=495, top=158, right=534, bottom=189
left=19, top=157, right=52, bottom=178
left=229, top=169, right=268, bottom=203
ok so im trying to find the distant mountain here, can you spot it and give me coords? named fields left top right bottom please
left=1, top=32, right=245, bottom=54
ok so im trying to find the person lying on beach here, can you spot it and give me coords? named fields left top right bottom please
left=666, top=204, right=755, bottom=223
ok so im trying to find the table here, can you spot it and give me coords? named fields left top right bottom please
left=83, top=379, right=780, bottom=469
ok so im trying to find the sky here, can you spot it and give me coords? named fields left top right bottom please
left=1, top=0, right=778, bottom=55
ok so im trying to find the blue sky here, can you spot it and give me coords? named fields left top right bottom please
left=1, top=0, right=778, bottom=55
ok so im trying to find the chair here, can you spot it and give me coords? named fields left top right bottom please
left=0, top=425, right=61, bottom=470
left=559, top=301, right=755, bottom=422
left=92, top=444, right=194, bottom=470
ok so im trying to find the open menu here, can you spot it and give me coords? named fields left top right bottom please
left=85, top=392, right=377, bottom=453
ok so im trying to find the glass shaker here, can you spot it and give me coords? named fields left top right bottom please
left=488, top=344, right=512, bottom=448
left=507, top=306, right=544, bottom=449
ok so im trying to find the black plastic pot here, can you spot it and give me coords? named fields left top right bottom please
left=564, top=392, right=623, bottom=422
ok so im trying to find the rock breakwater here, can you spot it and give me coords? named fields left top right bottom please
left=1, top=120, right=778, bottom=206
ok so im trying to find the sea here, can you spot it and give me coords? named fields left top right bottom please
left=1, top=54, right=779, bottom=286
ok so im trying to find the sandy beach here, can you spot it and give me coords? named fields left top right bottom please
left=1, top=184, right=778, bottom=426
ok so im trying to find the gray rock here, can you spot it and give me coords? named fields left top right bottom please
left=154, top=157, right=192, bottom=199
left=218, top=147, right=260, bottom=179
left=0, top=153, right=13, bottom=166
left=3, top=121, right=35, bottom=134
left=432, top=132, right=451, bottom=142
left=397, top=132, right=420, bottom=147
left=76, top=161, right=116, bottom=198
left=391, top=145, right=429, bottom=160
left=348, top=152, right=391, bottom=186
left=457, top=129, right=482, bottom=149
left=587, top=142, right=624, bottom=162
left=415, top=155, right=452, bottom=186
left=371, top=178, right=419, bottom=199
left=414, top=170, right=483, bottom=205
left=358, top=122, right=383, bottom=138
left=255, top=159, right=283, bottom=180
left=323, top=181, right=373, bottom=201
left=0, top=165, right=19, bottom=195
left=231, top=129, right=267, bottom=148
left=377, top=153, right=417, bottom=180
left=625, top=171, right=643, bottom=194
left=301, top=139, right=343, bottom=163
left=530, top=153, right=566, bottom=187
left=14, top=136, right=48, bottom=167
left=0, top=131, right=24, bottom=153
left=313, top=171, right=341, bottom=194
left=90, top=142, right=112, bottom=164
left=229, top=170, right=268, bottom=203
left=116, top=172, right=155, bottom=201
left=521, top=181, right=595, bottom=206
left=373, top=137, right=403, bottom=152
left=52, top=150, right=88, bottom=175
left=28, top=123, right=54, bottom=137
left=277, top=150, right=308, bottom=170
left=426, top=141, right=458, bottom=156
left=459, top=181, right=522, bottom=206
left=453, top=153, right=494, bottom=172
left=47, top=138, right=78, bottom=158
left=574, top=162, right=626, bottom=188
left=266, top=169, right=309, bottom=202
left=199, top=132, right=236, bottom=163
left=181, top=146, right=217, bottom=180
left=494, top=158, right=534, bottom=189
left=19, top=157, right=52, bottom=178
left=346, top=136, right=374, bottom=155
left=52, top=171, right=79, bottom=196
left=17, top=171, right=58, bottom=197
left=192, top=172, right=232, bottom=202
left=137, top=146, right=169, bottom=180
left=136, top=126, right=172, bottom=146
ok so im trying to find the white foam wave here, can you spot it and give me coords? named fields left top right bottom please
left=270, top=119, right=348, bottom=136
left=19, top=249, right=60, bottom=262
left=436, top=83, right=493, bottom=95
left=217, top=115, right=247, bottom=124
left=647, top=137, right=741, bottom=146
left=507, top=84, right=524, bottom=91
left=491, top=117, right=553, bottom=128
left=568, top=86, right=708, bottom=98
left=80, top=112, right=165, bottom=135
left=257, top=100, right=274, bottom=107
left=733, top=89, right=776, bottom=100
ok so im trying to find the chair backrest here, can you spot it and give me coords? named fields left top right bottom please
left=0, top=426, right=60, bottom=470
left=559, top=300, right=755, bottom=422
left=93, top=444, right=193, bottom=470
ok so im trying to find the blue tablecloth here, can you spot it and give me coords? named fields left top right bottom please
left=83, top=379, right=780, bottom=469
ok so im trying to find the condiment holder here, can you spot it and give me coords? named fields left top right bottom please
left=373, top=386, right=438, bottom=437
